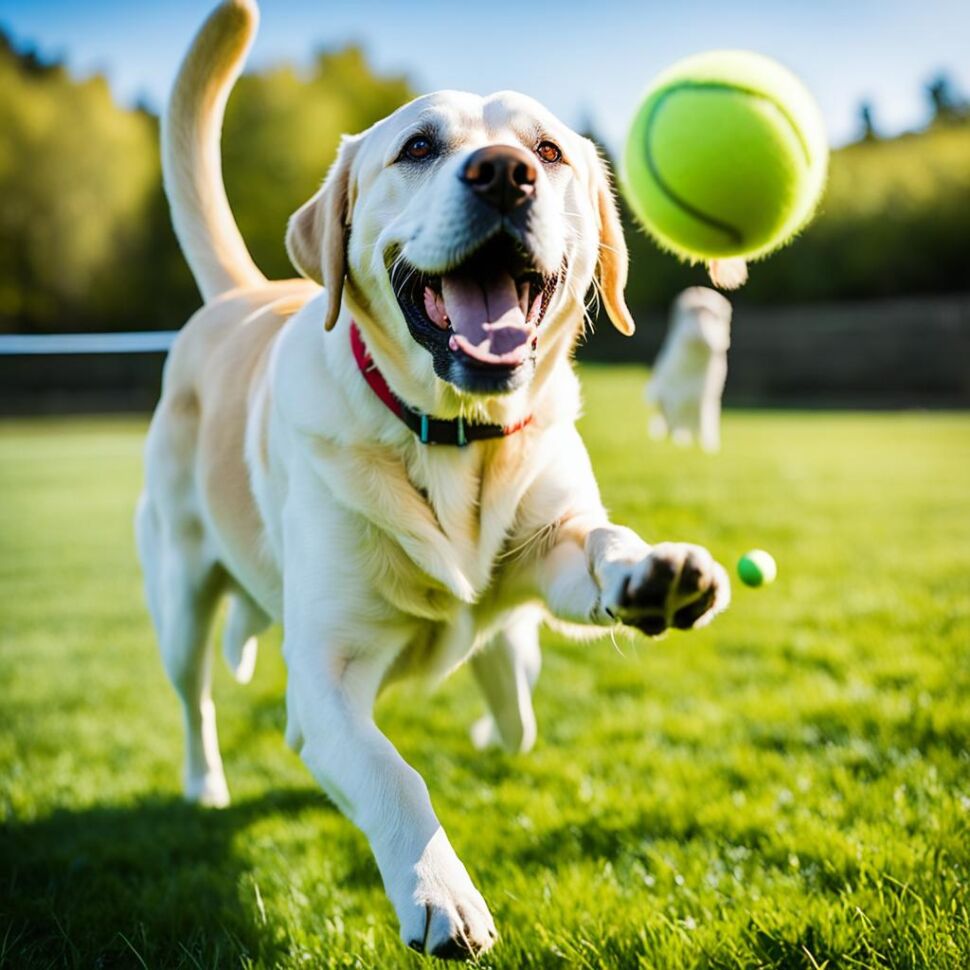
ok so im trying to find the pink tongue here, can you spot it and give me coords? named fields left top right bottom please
left=441, top=269, right=529, bottom=361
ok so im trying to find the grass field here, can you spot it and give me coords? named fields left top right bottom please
left=1, top=367, right=968, bottom=969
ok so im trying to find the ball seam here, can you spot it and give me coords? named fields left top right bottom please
left=643, top=81, right=812, bottom=249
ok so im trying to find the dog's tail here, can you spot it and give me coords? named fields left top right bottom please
left=162, top=0, right=266, bottom=302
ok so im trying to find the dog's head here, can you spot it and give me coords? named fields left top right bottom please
left=671, top=286, right=732, bottom=355
left=286, top=90, right=633, bottom=414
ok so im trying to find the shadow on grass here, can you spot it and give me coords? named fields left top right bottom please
left=0, top=788, right=333, bottom=969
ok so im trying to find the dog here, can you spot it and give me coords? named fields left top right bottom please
left=646, top=286, right=732, bottom=453
left=136, top=0, right=731, bottom=958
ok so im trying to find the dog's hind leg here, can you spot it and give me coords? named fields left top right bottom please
left=470, top=606, right=542, bottom=754
left=137, top=495, right=229, bottom=807
left=223, top=589, right=269, bottom=685
left=162, top=552, right=228, bottom=807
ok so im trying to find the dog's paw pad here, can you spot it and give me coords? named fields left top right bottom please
left=612, top=543, right=728, bottom=635
left=622, top=555, right=677, bottom=612
left=673, top=584, right=717, bottom=628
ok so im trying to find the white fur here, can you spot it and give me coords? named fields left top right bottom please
left=138, top=1, right=730, bottom=958
left=646, top=286, right=732, bottom=453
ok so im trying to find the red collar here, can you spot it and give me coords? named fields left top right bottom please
left=349, top=322, right=531, bottom=446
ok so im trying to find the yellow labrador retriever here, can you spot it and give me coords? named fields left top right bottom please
left=137, top=0, right=730, bottom=958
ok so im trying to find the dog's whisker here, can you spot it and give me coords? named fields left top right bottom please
left=608, top=625, right=627, bottom=658
left=498, top=521, right=559, bottom=562
left=594, top=239, right=626, bottom=256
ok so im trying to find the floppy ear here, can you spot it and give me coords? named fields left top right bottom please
left=587, top=143, right=636, bottom=336
left=286, top=135, right=361, bottom=331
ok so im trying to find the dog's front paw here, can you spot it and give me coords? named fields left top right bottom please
left=602, top=542, right=730, bottom=636
left=389, top=829, right=497, bottom=960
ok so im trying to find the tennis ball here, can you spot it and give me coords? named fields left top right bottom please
left=622, top=50, right=828, bottom=262
left=737, top=550, right=778, bottom=588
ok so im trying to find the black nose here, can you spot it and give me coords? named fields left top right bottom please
left=460, top=144, right=537, bottom=213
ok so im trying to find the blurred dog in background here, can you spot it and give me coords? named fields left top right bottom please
left=646, top=286, right=732, bottom=453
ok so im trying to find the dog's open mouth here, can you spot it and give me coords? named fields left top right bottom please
left=391, top=235, right=558, bottom=386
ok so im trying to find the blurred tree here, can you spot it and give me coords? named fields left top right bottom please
left=222, top=46, right=412, bottom=279
left=0, top=30, right=412, bottom=333
left=738, top=121, right=970, bottom=303
left=0, top=31, right=158, bottom=332
left=926, top=73, right=967, bottom=125
left=858, top=101, right=878, bottom=141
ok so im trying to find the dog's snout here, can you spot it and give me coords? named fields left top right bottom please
left=461, top=145, right=537, bottom=213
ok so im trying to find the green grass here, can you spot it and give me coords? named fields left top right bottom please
left=2, top=367, right=968, bottom=969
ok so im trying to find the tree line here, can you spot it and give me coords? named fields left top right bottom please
left=0, top=30, right=967, bottom=335
left=0, top=32, right=411, bottom=334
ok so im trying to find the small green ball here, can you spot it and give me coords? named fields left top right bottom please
left=622, top=50, right=828, bottom=262
left=738, top=549, right=777, bottom=587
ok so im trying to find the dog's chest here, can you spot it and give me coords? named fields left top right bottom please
left=299, top=428, right=542, bottom=625
left=355, top=441, right=531, bottom=618
left=405, top=441, right=533, bottom=583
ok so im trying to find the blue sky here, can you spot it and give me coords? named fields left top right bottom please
left=1, top=0, right=967, bottom=151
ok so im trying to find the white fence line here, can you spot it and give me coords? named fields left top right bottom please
left=0, top=332, right=178, bottom=355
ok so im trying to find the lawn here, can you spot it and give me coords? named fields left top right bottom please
left=1, top=367, right=968, bottom=969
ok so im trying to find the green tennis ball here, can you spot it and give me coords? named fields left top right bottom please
left=622, top=50, right=828, bottom=262
left=738, top=549, right=778, bottom=588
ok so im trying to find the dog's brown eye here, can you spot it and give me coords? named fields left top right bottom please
left=402, top=135, right=434, bottom=161
left=536, top=141, right=561, bottom=164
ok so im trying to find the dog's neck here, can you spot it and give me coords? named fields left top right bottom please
left=350, top=322, right=533, bottom=446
